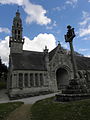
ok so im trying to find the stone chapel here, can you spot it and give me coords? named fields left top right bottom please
left=7, top=10, right=90, bottom=99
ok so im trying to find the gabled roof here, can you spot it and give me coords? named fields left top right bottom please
left=49, top=45, right=90, bottom=70
left=12, top=50, right=46, bottom=71
left=75, top=55, right=90, bottom=70
left=11, top=46, right=90, bottom=71
left=49, top=46, right=58, bottom=61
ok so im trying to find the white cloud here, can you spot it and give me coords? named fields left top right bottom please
left=79, top=11, right=90, bottom=26
left=85, top=55, right=90, bottom=57
left=0, top=0, right=23, bottom=5
left=0, top=36, right=10, bottom=65
left=78, top=48, right=89, bottom=52
left=24, top=0, right=51, bottom=25
left=82, top=11, right=89, bottom=19
left=78, top=48, right=90, bottom=57
left=79, top=25, right=90, bottom=37
left=83, top=37, right=90, bottom=40
left=61, top=42, right=69, bottom=49
left=23, top=33, right=56, bottom=52
left=0, top=0, right=51, bottom=25
left=53, top=7, right=61, bottom=11
left=78, top=11, right=90, bottom=37
left=53, top=5, right=66, bottom=12
left=66, top=0, right=78, bottom=7
left=46, top=21, right=57, bottom=30
left=88, top=0, right=90, bottom=2
left=0, top=27, right=10, bottom=34
left=0, top=33, right=56, bottom=65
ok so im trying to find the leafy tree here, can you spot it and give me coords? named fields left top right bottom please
left=0, top=57, right=8, bottom=81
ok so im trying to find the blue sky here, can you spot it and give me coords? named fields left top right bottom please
left=0, top=0, right=90, bottom=65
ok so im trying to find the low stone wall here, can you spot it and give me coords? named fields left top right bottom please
left=8, top=87, right=53, bottom=100
left=55, top=93, right=90, bottom=102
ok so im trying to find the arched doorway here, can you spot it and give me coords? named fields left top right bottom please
left=56, top=68, right=69, bottom=90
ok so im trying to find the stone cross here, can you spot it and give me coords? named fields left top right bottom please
left=64, top=25, right=77, bottom=79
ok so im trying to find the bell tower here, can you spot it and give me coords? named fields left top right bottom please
left=9, top=9, right=24, bottom=54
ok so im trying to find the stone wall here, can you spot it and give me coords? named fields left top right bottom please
left=10, top=42, right=23, bottom=53
left=49, top=45, right=74, bottom=92
left=8, top=70, right=51, bottom=99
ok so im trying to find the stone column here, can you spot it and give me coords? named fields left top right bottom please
left=33, top=73, right=35, bottom=87
left=69, top=41, right=77, bottom=79
left=42, top=73, right=44, bottom=86
left=12, top=73, right=17, bottom=88
left=11, top=73, right=13, bottom=89
left=28, top=73, right=30, bottom=87
left=38, top=73, right=40, bottom=87
left=23, top=73, right=25, bottom=88
left=17, top=73, right=19, bottom=88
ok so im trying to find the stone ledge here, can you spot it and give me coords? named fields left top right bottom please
left=8, top=91, right=53, bottom=100
left=56, top=93, right=90, bottom=102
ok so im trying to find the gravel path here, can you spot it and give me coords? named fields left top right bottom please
left=0, top=89, right=59, bottom=104
left=6, top=104, right=32, bottom=120
left=0, top=89, right=59, bottom=120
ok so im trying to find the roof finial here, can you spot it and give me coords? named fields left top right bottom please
left=58, top=41, right=60, bottom=45
left=45, top=45, right=47, bottom=50
left=16, top=6, right=20, bottom=17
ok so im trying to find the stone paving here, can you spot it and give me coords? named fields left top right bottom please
left=0, top=89, right=58, bottom=104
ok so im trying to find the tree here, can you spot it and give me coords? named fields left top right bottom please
left=0, top=57, right=8, bottom=81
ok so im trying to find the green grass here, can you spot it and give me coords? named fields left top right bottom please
left=0, top=102, right=24, bottom=120
left=31, top=97, right=90, bottom=120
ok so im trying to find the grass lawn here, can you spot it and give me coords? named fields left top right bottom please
left=0, top=102, right=24, bottom=120
left=31, top=97, right=90, bottom=120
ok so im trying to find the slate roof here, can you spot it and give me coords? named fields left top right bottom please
left=49, top=46, right=58, bottom=61
left=75, top=56, right=90, bottom=70
left=49, top=46, right=90, bottom=70
left=11, top=47, right=90, bottom=71
left=12, top=50, right=46, bottom=71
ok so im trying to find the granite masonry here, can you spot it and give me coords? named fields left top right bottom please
left=7, top=10, right=90, bottom=99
